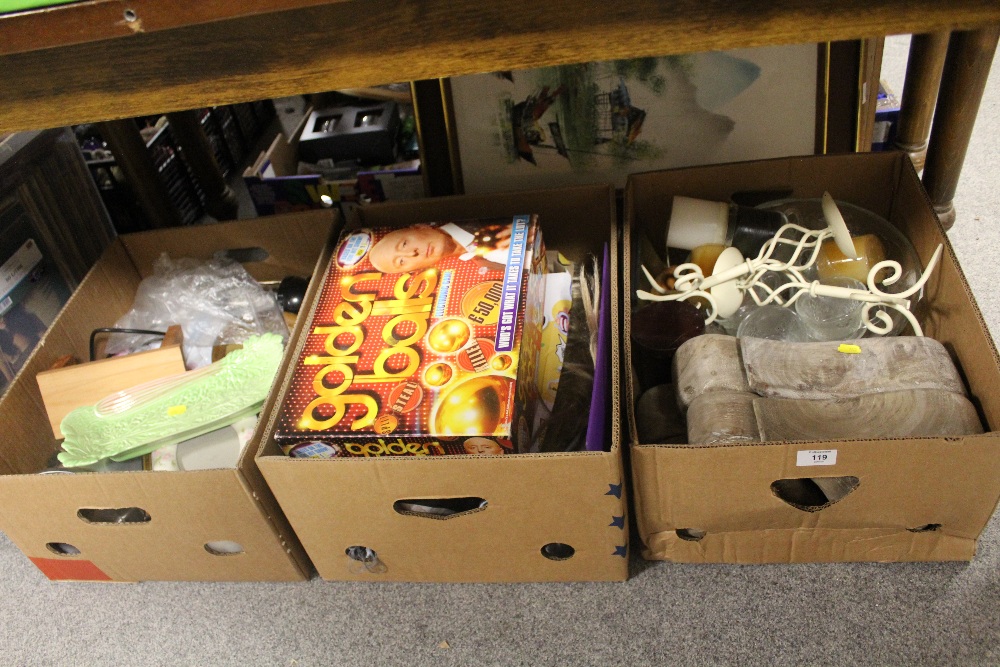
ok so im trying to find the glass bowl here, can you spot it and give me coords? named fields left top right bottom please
left=754, top=197, right=924, bottom=336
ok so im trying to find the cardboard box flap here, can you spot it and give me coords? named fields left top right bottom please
left=642, top=526, right=978, bottom=564
left=52, top=242, right=143, bottom=363
left=0, top=243, right=142, bottom=474
left=355, top=184, right=615, bottom=278
left=119, top=212, right=336, bottom=283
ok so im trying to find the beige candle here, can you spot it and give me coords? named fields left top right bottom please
left=817, top=233, right=887, bottom=284
left=688, top=243, right=728, bottom=277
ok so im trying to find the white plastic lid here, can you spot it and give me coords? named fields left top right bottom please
left=822, top=191, right=860, bottom=259
left=666, top=196, right=730, bottom=251
left=709, top=246, right=746, bottom=319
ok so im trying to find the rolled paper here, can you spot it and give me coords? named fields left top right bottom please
left=686, top=390, right=760, bottom=445
left=817, top=233, right=887, bottom=285
left=672, top=334, right=749, bottom=410
left=666, top=196, right=729, bottom=251
left=753, top=389, right=983, bottom=441
left=740, top=336, right=968, bottom=400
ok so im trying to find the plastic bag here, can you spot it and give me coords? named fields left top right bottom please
left=104, top=253, right=288, bottom=368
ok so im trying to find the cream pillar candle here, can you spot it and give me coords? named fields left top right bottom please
left=666, top=196, right=729, bottom=251
left=816, top=233, right=887, bottom=284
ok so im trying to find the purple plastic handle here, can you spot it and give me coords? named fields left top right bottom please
left=585, top=244, right=611, bottom=451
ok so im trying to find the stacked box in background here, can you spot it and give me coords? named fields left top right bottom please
left=0, top=202, right=72, bottom=395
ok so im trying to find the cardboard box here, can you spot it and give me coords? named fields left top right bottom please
left=0, top=213, right=334, bottom=581
left=256, top=184, right=628, bottom=582
left=624, top=152, right=1000, bottom=563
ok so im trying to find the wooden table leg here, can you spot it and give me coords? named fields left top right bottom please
left=922, top=25, right=1000, bottom=229
left=96, top=119, right=183, bottom=229
left=165, top=110, right=239, bottom=221
left=893, top=31, right=949, bottom=171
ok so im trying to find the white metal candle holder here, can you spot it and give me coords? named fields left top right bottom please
left=637, top=192, right=944, bottom=337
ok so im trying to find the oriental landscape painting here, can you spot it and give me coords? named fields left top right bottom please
left=448, top=45, right=819, bottom=194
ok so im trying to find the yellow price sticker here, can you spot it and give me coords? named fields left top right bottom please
left=837, top=343, right=862, bottom=354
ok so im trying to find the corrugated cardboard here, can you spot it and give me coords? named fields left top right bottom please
left=624, top=152, right=1000, bottom=564
left=256, top=185, right=629, bottom=582
left=0, top=214, right=334, bottom=581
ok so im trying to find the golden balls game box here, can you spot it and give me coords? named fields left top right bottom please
left=275, top=215, right=546, bottom=457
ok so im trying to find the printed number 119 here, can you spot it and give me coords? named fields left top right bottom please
left=796, top=449, right=837, bottom=466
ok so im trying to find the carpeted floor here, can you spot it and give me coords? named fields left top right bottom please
left=2, top=35, right=999, bottom=666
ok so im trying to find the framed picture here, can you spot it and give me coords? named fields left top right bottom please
left=430, top=42, right=876, bottom=195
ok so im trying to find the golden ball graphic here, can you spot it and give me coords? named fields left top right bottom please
left=373, top=414, right=398, bottom=434
left=433, top=375, right=513, bottom=436
left=424, top=362, right=454, bottom=387
left=490, top=353, right=513, bottom=371
left=427, top=318, right=472, bottom=353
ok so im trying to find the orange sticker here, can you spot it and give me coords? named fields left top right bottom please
left=461, top=281, right=504, bottom=326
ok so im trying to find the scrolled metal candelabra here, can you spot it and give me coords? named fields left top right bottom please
left=637, top=193, right=944, bottom=337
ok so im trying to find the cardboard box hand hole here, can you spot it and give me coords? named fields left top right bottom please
left=76, top=507, right=151, bottom=524
left=204, top=541, right=245, bottom=556
left=675, top=529, right=706, bottom=542
left=624, top=153, right=1000, bottom=564
left=540, top=543, right=575, bottom=561
left=770, top=476, right=861, bottom=513
left=392, top=497, right=488, bottom=519
left=908, top=523, right=942, bottom=533
left=46, top=542, right=81, bottom=556
left=344, top=546, right=387, bottom=574
left=219, top=246, right=270, bottom=264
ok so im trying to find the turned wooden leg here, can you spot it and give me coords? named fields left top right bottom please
left=922, top=25, right=1000, bottom=229
left=893, top=31, right=949, bottom=171
left=96, top=119, right=183, bottom=229
left=165, top=110, right=240, bottom=221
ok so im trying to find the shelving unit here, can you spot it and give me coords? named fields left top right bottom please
left=1, top=1, right=997, bottom=227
